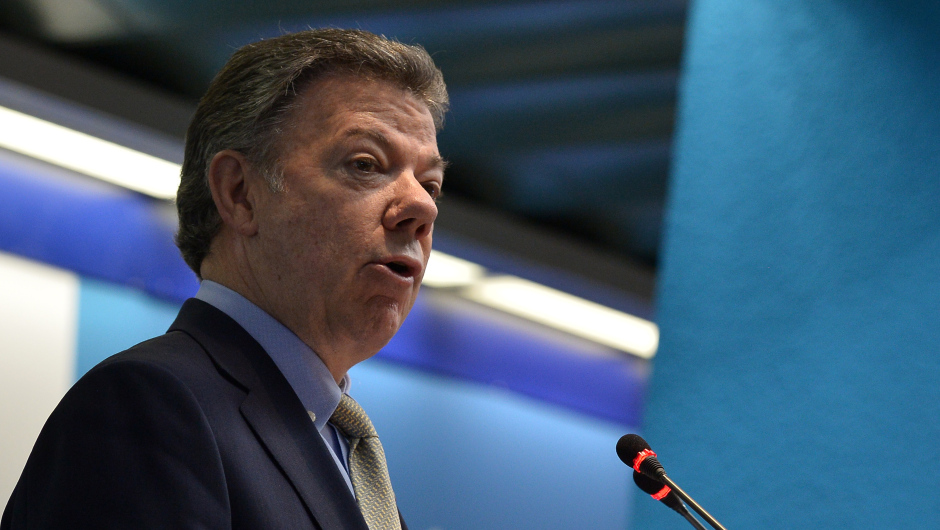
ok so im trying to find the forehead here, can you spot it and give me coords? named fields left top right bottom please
left=285, top=73, right=438, bottom=146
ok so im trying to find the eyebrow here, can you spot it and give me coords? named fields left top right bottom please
left=342, top=127, right=449, bottom=173
left=430, top=155, right=450, bottom=173
left=343, top=128, right=392, bottom=149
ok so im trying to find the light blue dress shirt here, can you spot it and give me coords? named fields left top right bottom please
left=195, top=280, right=355, bottom=495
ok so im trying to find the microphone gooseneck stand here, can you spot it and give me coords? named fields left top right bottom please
left=654, top=473, right=726, bottom=530
left=679, top=507, right=708, bottom=530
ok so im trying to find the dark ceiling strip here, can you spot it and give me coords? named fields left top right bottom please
left=231, top=0, right=688, bottom=49
left=0, top=33, right=193, bottom=138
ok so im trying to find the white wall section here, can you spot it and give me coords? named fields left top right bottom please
left=0, top=251, right=77, bottom=503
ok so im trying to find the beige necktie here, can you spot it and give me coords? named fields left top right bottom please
left=329, top=394, right=402, bottom=530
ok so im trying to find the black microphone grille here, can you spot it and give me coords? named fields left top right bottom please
left=633, top=469, right=665, bottom=495
left=616, top=433, right=652, bottom=465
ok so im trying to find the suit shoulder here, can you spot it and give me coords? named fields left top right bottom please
left=5, top=332, right=232, bottom=529
left=101, top=329, right=205, bottom=365
left=88, top=330, right=215, bottom=384
left=70, top=328, right=242, bottom=419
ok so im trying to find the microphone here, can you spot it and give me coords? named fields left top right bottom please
left=616, top=434, right=666, bottom=480
left=616, top=434, right=727, bottom=530
left=633, top=471, right=706, bottom=530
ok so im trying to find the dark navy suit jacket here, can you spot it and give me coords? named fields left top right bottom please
left=2, top=299, right=403, bottom=529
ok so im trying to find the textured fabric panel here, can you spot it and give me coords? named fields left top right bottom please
left=640, top=1, right=940, bottom=528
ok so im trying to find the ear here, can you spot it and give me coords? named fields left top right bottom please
left=207, top=150, right=260, bottom=237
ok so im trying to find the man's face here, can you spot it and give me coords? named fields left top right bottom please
left=246, top=74, right=443, bottom=372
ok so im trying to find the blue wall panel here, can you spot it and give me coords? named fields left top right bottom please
left=76, top=278, right=182, bottom=378
left=352, top=359, right=632, bottom=530
left=0, top=155, right=198, bottom=302
left=384, top=292, right=648, bottom=427
left=638, top=1, right=940, bottom=528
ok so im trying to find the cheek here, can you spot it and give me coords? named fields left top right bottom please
left=263, top=213, right=333, bottom=279
left=274, top=191, right=388, bottom=278
left=291, top=216, right=368, bottom=280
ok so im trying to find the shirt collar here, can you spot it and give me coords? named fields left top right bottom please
left=194, top=280, right=348, bottom=431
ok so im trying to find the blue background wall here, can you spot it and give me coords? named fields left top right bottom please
left=638, top=1, right=940, bottom=527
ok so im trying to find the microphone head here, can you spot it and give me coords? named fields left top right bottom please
left=633, top=471, right=687, bottom=513
left=616, top=433, right=666, bottom=480
left=632, top=469, right=666, bottom=495
left=616, top=434, right=652, bottom=466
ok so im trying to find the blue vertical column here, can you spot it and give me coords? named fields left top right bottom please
left=638, top=1, right=940, bottom=528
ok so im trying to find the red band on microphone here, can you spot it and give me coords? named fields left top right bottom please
left=632, top=448, right=657, bottom=473
left=651, top=485, right=671, bottom=501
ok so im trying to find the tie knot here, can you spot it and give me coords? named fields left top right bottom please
left=330, top=394, right=377, bottom=440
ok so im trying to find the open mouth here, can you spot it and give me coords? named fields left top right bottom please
left=378, top=256, right=422, bottom=280
left=386, top=261, right=411, bottom=276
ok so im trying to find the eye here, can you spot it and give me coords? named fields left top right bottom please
left=423, top=182, right=443, bottom=200
left=351, top=157, right=379, bottom=174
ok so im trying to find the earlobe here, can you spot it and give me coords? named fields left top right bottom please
left=207, top=150, right=259, bottom=237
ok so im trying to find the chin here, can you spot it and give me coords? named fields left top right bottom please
left=358, top=302, right=409, bottom=349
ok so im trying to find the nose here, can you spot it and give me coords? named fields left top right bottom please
left=383, top=172, right=438, bottom=239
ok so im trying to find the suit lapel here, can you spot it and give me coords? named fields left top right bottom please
left=170, top=299, right=368, bottom=530
left=239, top=385, right=368, bottom=530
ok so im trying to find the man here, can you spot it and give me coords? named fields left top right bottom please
left=2, top=28, right=447, bottom=529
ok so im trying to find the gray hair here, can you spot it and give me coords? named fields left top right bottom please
left=175, top=28, right=448, bottom=276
